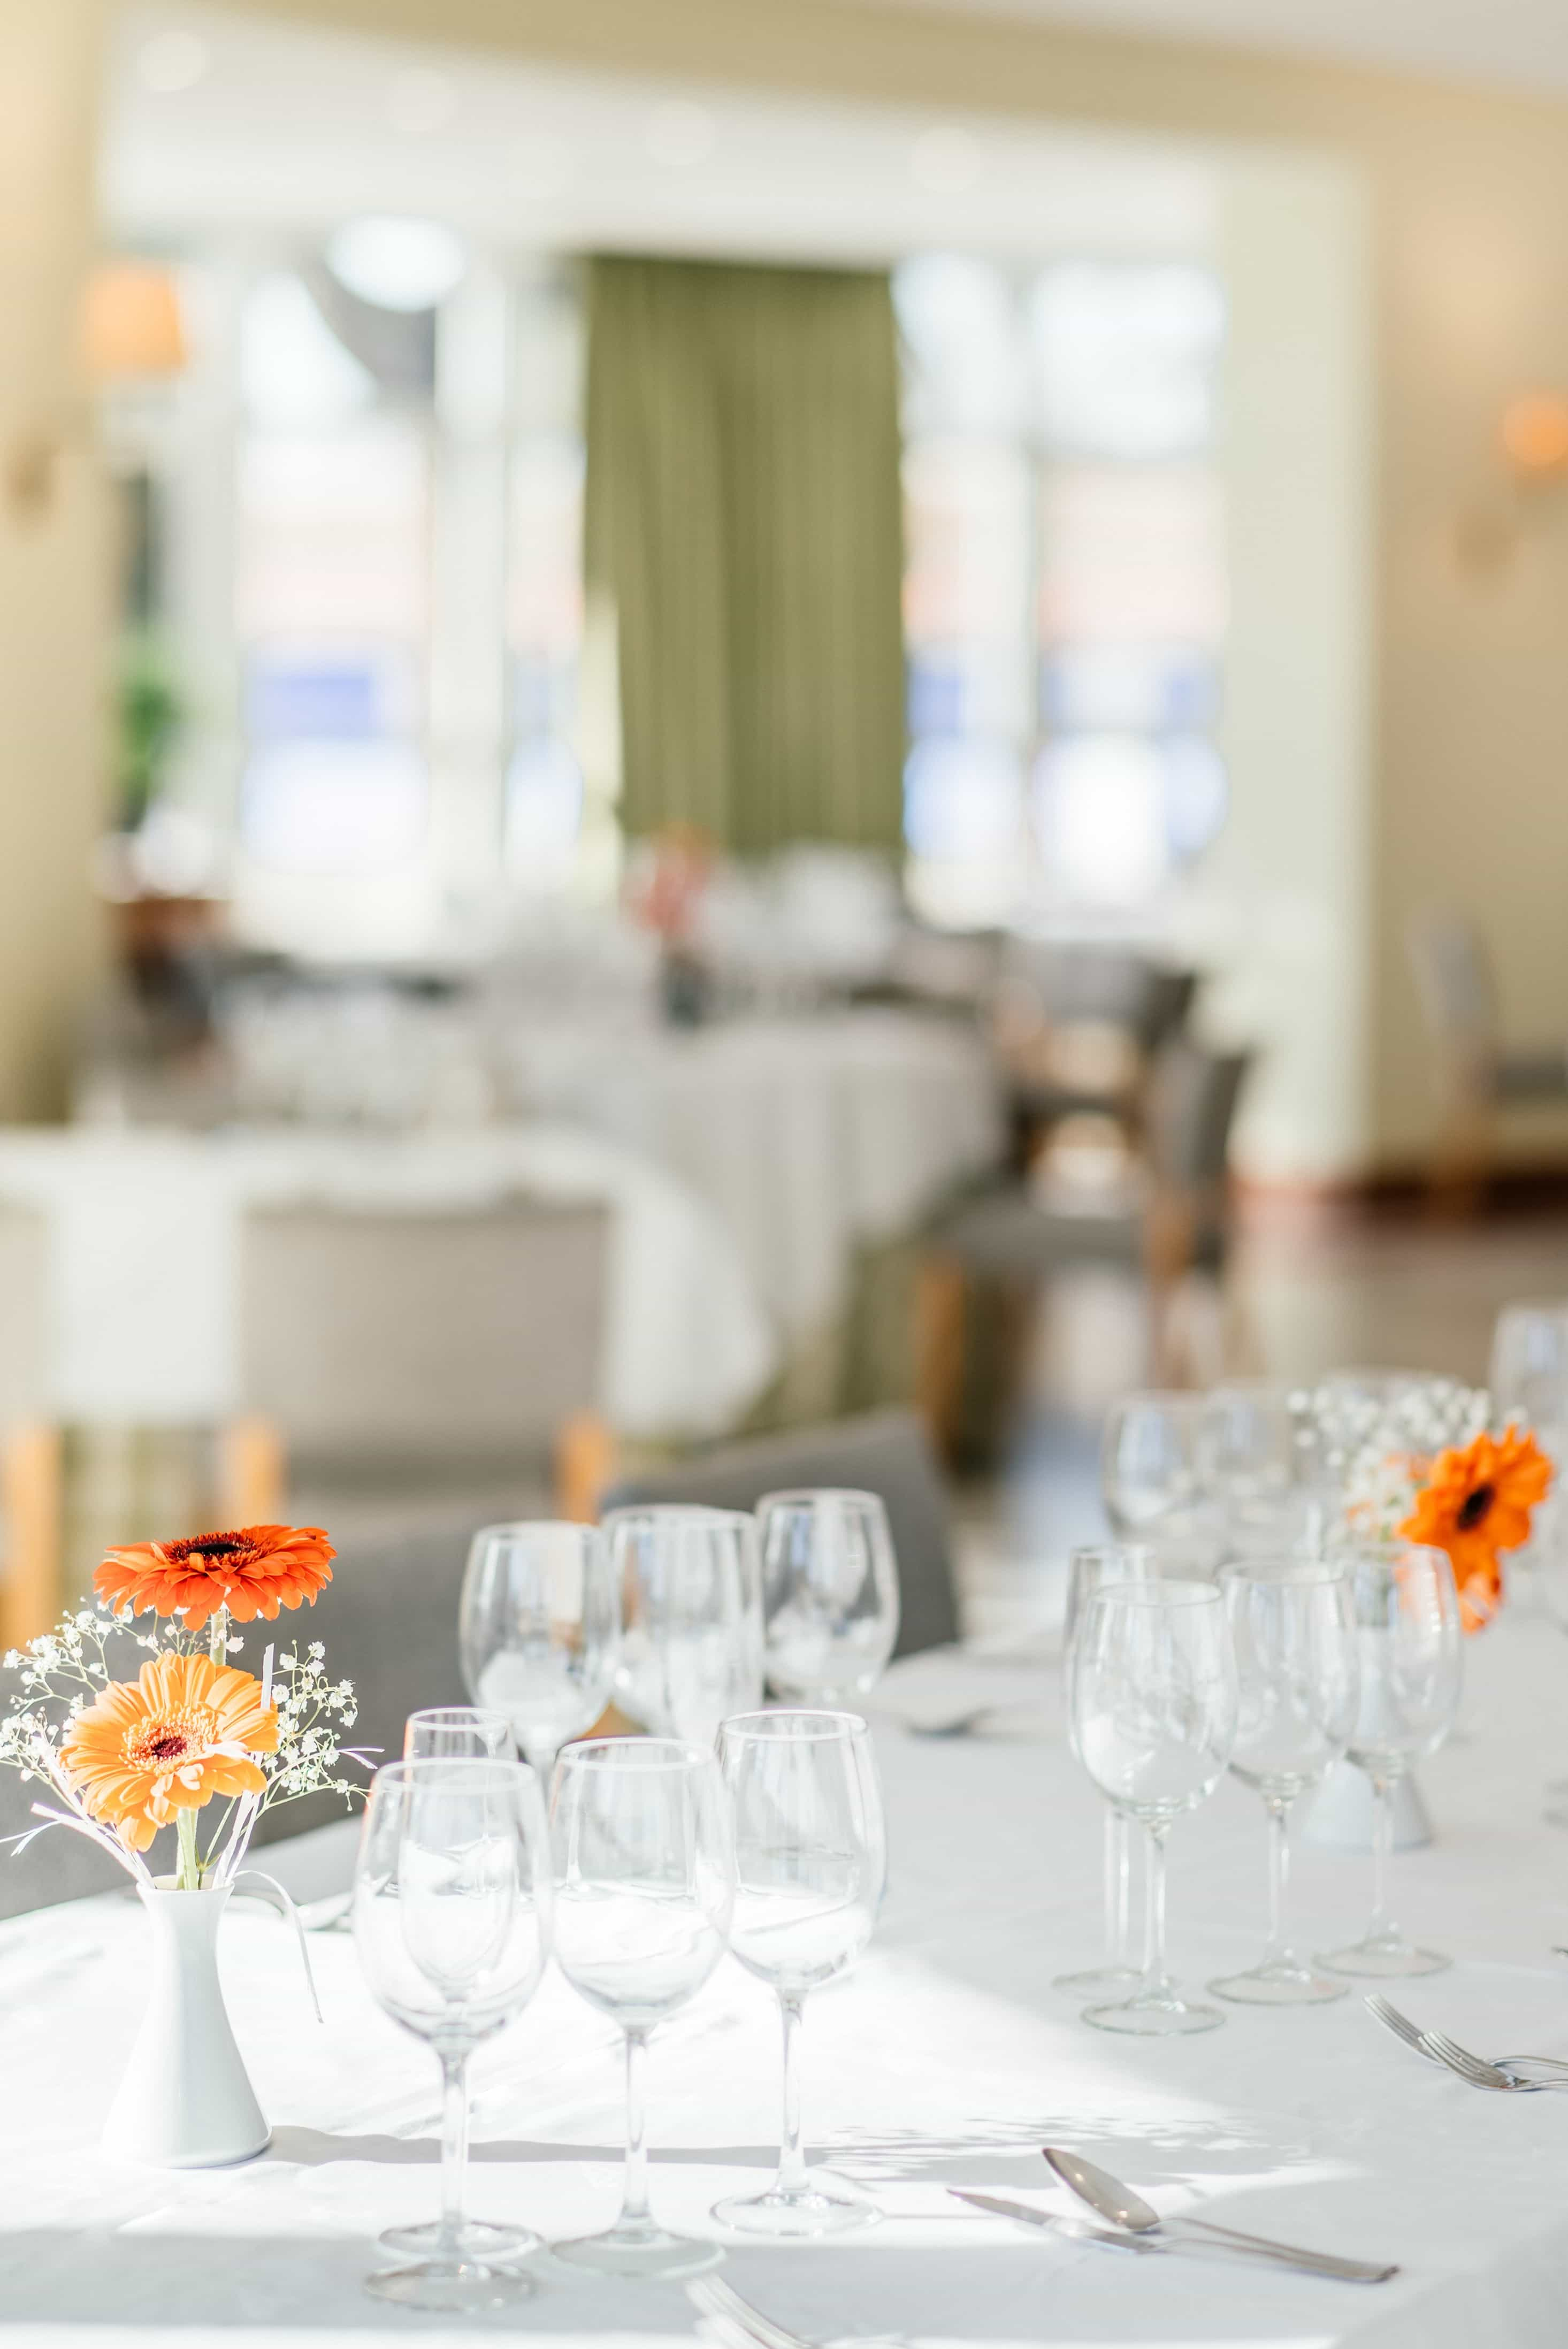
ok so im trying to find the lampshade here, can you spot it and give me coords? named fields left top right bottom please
left=80, top=261, right=186, bottom=381
left=1501, top=392, right=1568, bottom=479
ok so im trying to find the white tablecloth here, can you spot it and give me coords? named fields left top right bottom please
left=0, top=1124, right=775, bottom=1440
left=510, top=1013, right=1003, bottom=1338
left=6, top=1608, right=1568, bottom=2345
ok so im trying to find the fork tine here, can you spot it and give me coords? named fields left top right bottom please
left=1420, top=2032, right=1510, bottom=2090
left=1422, top=2030, right=1515, bottom=2090
left=1364, top=1995, right=1437, bottom=2059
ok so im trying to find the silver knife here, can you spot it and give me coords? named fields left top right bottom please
left=946, top=2188, right=1165, bottom=2254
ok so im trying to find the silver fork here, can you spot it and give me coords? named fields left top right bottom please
left=1365, top=1998, right=1568, bottom=2092
left=688, top=2275, right=906, bottom=2349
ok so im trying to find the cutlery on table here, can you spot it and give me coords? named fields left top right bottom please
left=688, top=2274, right=908, bottom=2349
left=947, top=2189, right=1163, bottom=2255
left=1041, top=2148, right=1398, bottom=2284
left=1365, top=1995, right=1568, bottom=2091
left=905, top=1707, right=1004, bottom=1740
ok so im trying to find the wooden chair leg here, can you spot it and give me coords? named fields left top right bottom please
left=0, top=1422, right=62, bottom=1648
left=914, top=1254, right=968, bottom=1465
left=555, top=1412, right=617, bottom=1523
left=218, top=1416, right=286, bottom=1525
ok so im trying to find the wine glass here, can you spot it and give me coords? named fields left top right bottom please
left=1318, top=1541, right=1463, bottom=1978
left=1071, top=1582, right=1238, bottom=2034
left=1054, top=1542, right=1167, bottom=1996
left=603, top=1506, right=763, bottom=1747
left=1199, top=1383, right=1307, bottom=1560
left=1490, top=1304, right=1568, bottom=1593
left=712, top=1710, right=885, bottom=2238
left=1100, top=1392, right=1218, bottom=1573
left=755, top=1489, right=899, bottom=1703
left=354, top=1758, right=551, bottom=2310
left=460, top=1521, right=620, bottom=1776
left=1208, top=1560, right=1359, bottom=2004
left=550, top=1738, right=734, bottom=2279
left=404, top=1707, right=514, bottom=1760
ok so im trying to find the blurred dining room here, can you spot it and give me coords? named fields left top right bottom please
left=8, top=0, right=1568, bottom=2337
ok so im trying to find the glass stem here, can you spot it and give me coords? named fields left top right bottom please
left=1106, top=1807, right=1132, bottom=1968
left=437, top=2047, right=470, bottom=2262
left=1263, top=1795, right=1292, bottom=1968
left=1143, top=1819, right=1171, bottom=1999
left=775, top=1993, right=809, bottom=2198
left=620, top=2027, right=651, bottom=2231
left=1368, top=1774, right=1396, bottom=1945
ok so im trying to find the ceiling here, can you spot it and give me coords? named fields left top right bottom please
left=859, top=0, right=1568, bottom=103
left=107, top=4, right=1225, bottom=262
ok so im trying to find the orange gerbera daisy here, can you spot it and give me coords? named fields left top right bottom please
left=59, top=1653, right=279, bottom=1852
left=1401, top=1424, right=1552, bottom=1633
left=94, top=1523, right=335, bottom=1631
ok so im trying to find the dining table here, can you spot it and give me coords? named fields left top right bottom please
left=4, top=1600, right=1568, bottom=2347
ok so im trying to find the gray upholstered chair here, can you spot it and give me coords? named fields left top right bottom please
left=1406, top=909, right=1568, bottom=1211
left=599, top=1408, right=960, bottom=1660
left=240, top=1195, right=609, bottom=1476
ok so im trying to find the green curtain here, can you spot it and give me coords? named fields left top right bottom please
left=585, top=254, right=906, bottom=855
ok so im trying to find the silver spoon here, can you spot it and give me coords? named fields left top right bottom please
left=1041, top=2148, right=1397, bottom=2284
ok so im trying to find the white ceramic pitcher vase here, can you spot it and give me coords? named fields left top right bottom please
left=102, top=1880, right=270, bottom=2168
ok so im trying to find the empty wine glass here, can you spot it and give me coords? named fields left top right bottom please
left=1208, top=1560, right=1359, bottom=2004
left=756, top=1489, right=899, bottom=1703
left=1054, top=1542, right=1167, bottom=1996
left=603, top=1506, right=763, bottom=1747
left=1072, top=1582, right=1237, bottom=2035
left=550, top=1738, right=734, bottom=2279
left=460, top=1521, right=620, bottom=1776
left=1101, top=1392, right=1219, bottom=1573
left=354, top=1758, right=551, bottom=2310
left=379, top=1711, right=527, bottom=2259
left=1318, top=1541, right=1463, bottom=1978
left=404, top=1707, right=514, bottom=1760
left=713, top=1710, right=886, bottom=2238
left=1200, top=1383, right=1307, bottom=1560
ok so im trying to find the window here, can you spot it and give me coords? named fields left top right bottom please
left=139, top=242, right=1223, bottom=945
left=897, top=254, right=1228, bottom=927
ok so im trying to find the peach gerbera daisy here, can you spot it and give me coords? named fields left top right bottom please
left=1401, top=1424, right=1551, bottom=1633
left=94, top=1523, right=335, bottom=1632
left=59, top=1653, right=279, bottom=1852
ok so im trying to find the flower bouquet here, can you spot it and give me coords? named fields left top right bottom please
left=0, top=1522, right=370, bottom=2167
left=1303, top=1373, right=1552, bottom=1632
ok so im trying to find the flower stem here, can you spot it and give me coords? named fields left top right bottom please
left=175, top=1806, right=202, bottom=1891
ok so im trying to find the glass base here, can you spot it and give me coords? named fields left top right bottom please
left=712, top=2177, right=879, bottom=2239
left=1209, top=1955, right=1347, bottom=2006
left=377, top=2218, right=540, bottom=2261
left=1317, top=1933, right=1450, bottom=1979
left=1083, top=1987, right=1225, bottom=2036
left=552, top=2220, right=724, bottom=2280
left=364, top=2258, right=536, bottom=2312
left=1053, top=1962, right=1143, bottom=1995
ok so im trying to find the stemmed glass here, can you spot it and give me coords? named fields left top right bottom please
left=405, top=1707, right=514, bottom=1760
left=550, top=1738, right=735, bottom=2279
left=1208, top=1561, right=1359, bottom=2004
left=1491, top=1304, right=1568, bottom=1596
left=1071, top=1582, right=1238, bottom=2034
left=1318, top=1541, right=1463, bottom=1978
left=603, top=1506, right=763, bottom=1747
left=1054, top=1542, right=1164, bottom=1996
left=377, top=1712, right=527, bottom=2261
left=460, top=1521, right=620, bottom=1776
left=354, top=1758, right=552, bottom=2310
left=713, top=1710, right=886, bottom=2238
left=1199, top=1384, right=1306, bottom=1560
left=1101, top=1392, right=1218, bottom=1572
left=756, top=1489, right=900, bottom=1703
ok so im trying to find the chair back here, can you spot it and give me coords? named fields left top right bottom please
left=599, top=1407, right=959, bottom=1658
left=1406, top=910, right=1498, bottom=1057
left=240, top=1195, right=608, bottom=1467
left=1145, top=1040, right=1251, bottom=1189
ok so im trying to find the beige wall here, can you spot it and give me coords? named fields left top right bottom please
left=231, top=0, right=1568, bottom=1174
left=0, top=0, right=107, bottom=1120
